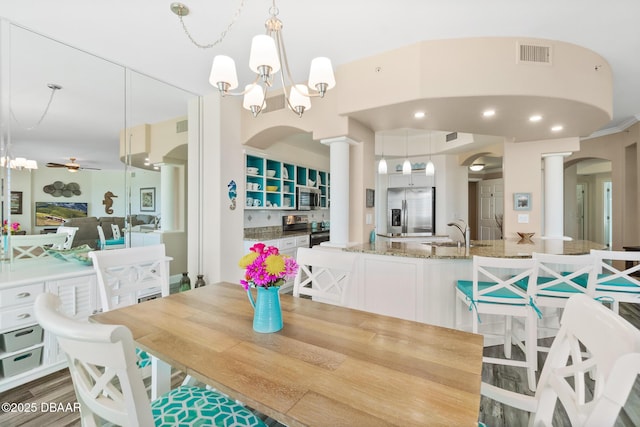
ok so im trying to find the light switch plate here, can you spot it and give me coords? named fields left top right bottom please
left=366, top=213, right=373, bottom=224
left=518, top=214, right=529, bottom=224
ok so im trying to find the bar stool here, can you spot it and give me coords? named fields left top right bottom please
left=456, top=255, right=540, bottom=391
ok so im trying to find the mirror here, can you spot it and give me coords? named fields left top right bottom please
left=1, top=19, right=197, bottom=275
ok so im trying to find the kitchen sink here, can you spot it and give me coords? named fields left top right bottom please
left=422, top=242, right=490, bottom=248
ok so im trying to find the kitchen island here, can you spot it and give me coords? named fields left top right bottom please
left=337, top=238, right=605, bottom=332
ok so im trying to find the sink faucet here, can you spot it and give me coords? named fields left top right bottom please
left=447, top=219, right=470, bottom=249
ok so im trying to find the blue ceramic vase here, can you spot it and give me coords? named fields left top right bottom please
left=247, top=286, right=283, bottom=333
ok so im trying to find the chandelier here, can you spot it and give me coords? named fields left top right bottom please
left=208, top=0, right=336, bottom=117
left=0, top=156, right=38, bottom=170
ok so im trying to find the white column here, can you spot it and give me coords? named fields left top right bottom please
left=542, top=152, right=571, bottom=240
left=321, top=136, right=357, bottom=247
left=160, top=163, right=184, bottom=231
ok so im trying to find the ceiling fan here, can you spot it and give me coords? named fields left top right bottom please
left=46, top=157, right=100, bottom=172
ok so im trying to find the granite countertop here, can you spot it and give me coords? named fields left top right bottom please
left=344, top=239, right=607, bottom=259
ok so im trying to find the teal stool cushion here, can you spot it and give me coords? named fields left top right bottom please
left=514, top=275, right=587, bottom=294
left=457, top=280, right=526, bottom=302
left=152, top=386, right=266, bottom=426
left=573, top=273, right=639, bottom=291
left=105, top=237, right=125, bottom=246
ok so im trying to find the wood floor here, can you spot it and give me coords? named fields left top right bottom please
left=0, top=303, right=638, bottom=426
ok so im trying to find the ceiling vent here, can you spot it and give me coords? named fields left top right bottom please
left=262, top=94, right=286, bottom=113
left=176, top=119, right=188, bottom=133
left=517, top=42, right=552, bottom=64
left=445, top=132, right=458, bottom=142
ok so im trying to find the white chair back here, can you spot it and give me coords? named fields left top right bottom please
left=97, top=225, right=124, bottom=250
left=10, top=234, right=68, bottom=260
left=111, top=223, right=122, bottom=240
left=472, top=255, right=538, bottom=304
left=293, top=247, right=358, bottom=306
left=532, top=252, right=598, bottom=298
left=96, top=225, right=107, bottom=250
left=88, top=244, right=171, bottom=311
left=482, top=294, right=640, bottom=426
left=34, top=293, right=154, bottom=426
left=590, top=249, right=640, bottom=293
left=54, top=226, right=79, bottom=250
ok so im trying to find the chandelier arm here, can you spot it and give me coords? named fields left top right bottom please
left=276, top=30, right=321, bottom=98
left=175, top=0, right=245, bottom=49
left=221, top=76, right=262, bottom=97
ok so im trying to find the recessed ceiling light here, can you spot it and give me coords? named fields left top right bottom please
left=414, top=111, right=426, bottom=119
left=529, top=115, right=543, bottom=122
left=482, top=109, right=495, bottom=117
left=551, top=125, right=563, bottom=132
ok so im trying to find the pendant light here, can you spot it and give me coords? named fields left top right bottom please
left=402, top=131, right=411, bottom=175
left=378, top=134, right=388, bottom=174
left=425, top=133, right=435, bottom=176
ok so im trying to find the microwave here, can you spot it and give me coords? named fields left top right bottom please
left=296, top=186, right=321, bottom=210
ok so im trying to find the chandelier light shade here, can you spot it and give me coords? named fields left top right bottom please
left=249, top=35, right=280, bottom=77
left=208, top=0, right=335, bottom=118
left=470, top=163, right=485, bottom=172
left=308, top=57, right=336, bottom=96
left=242, top=84, right=266, bottom=116
left=209, top=56, right=238, bottom=91
left=289, top=85, right=311, bottom=116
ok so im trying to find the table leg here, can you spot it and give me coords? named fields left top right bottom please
left=151, top=355, right=171, bottom=400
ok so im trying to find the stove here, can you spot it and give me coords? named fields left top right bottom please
left=282, top=215, right=330, bottom=247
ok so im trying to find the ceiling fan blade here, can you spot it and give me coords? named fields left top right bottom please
left=80, top=166, right=101, bottom=171
left=46, top=162, right=67, bottom=167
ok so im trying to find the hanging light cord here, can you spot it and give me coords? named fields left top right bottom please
left=11, top=83, right=62, bottom=131
left=173, top=0, right=245, bottom=49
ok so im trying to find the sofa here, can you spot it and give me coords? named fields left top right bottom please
left=128, top=214, right=157, bottom=227
left=63, top=216, right=126, bottom=249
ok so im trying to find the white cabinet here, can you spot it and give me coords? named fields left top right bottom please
left=0, top=262, right=97, bottom=392
left=388, top=172, right=432, bottom=188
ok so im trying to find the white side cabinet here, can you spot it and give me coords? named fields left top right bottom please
left=0, top=261, right=98, bottom=392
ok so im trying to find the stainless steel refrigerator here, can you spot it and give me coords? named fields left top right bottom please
left=387, top=187, right=436, bottom=235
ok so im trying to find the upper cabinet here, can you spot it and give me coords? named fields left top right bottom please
left=245, top=154, right=329, bottom=210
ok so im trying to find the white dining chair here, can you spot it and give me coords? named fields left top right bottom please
left=89, top=245, right=171, bottom=391
left=54, top=226, right=79, bottom=250
left=455, top=255, right=539, bottom=391
left=589, top=249, right=640, bottom=314
left=97, top=224, right=125, bottom=250
left=293, top=247, right=358, bottom=306
left=10, top=234, right=68, bottom=260
left=34, top=293, right=266, bottom=427
left=110, top=223, right=122, bottom=240
left=481, top=293, right=640, bottom=427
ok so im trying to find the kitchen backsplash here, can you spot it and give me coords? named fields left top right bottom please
left=243, top=209, right=330, bottom=228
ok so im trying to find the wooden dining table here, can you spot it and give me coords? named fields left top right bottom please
left=91, top=282, right=484, bottom=426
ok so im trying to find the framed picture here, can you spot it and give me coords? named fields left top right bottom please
left=140, top=187, right=156, bottom=212
left=513, top=192, right=531, bottom=211
left=10, top=191, right=23, bottom=214
left=366, top=188, right=375, bottom=208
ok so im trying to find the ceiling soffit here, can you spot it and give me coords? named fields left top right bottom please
left=337, top=37, right=612, bottom=142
